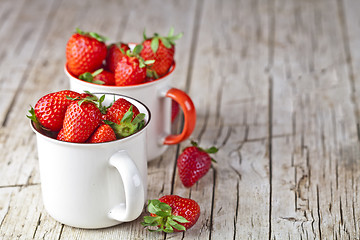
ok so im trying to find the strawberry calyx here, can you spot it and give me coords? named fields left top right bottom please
left=141, top=199, right=189, bottom=233
left=104, top=105, right=145, bottom=138
left=122, top=44, right=155, bottom=69
left=121, top=44, right=157, bottom=79
left=27, top=106, right=40, bottom=127
left=75, top=28, right=108, bottom=42
left=27, top=106, right=47, bottom=132
left=146, top=68, right=159, bottom=79
left=190, top=140, right=218, bottom=163
left=66, top=91, right=108, bottom=114
left=143, top=27, right=183, bottom=53
left=131, top=45, right=158, bottom=78
left=27, top=106, right=58, bottom=138
left=78, top=68, right=105, bottom=84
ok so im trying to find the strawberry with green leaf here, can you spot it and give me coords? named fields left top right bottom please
left=66, top=28, right=108, bottom=76
left=140, top=27, right=182, bottom=77
left=79, top=68, right=115, bottom=85
left=104, top=97, right=145, bottom=138
left=105, top=97, right=140, bottom=124
left=106, top=42, right=130, bottom=73
left=114, top=44, right=154, bottom=86
left=177, top=141, right=218, bottom=188
left=105, top=105, right=145, bottom=138
left=60, top=94, right=104, bottom=143
left=142, top=195, right=200, bottom=233
left=27, top=90, right=81, bottom=132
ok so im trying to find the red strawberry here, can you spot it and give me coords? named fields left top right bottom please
left=88, top=124, right=116, bottom=143
left=171, top=100, right=180, bottom=122
left=79, top=68, right=115, bottom=85
left=144, top=76, right=156, bottom=83
left=56, top=128, right=65, bottom=141
left=93, top=69, right=115, bottom=85
left=105, top=98, right=140, bottom=124
left=104, top=98, right=145, bottom=138
left=106, top=42, right=130, bottom=73
left=27, top=90, right=81, bottom=132
left=114, top=56, right=146, bottom=86
left=61, top=100, right=102, bottom=143
left=66, top=28, right=107, bottom=77
left=142, top=195, right=200, bottom=233
left=140, top=27, right=182, bottom=77
left=177, top=141, right=218, bottom=188
left=114, top=44, right=154, bottom=86
left=80, top=92, right=93, bottom=98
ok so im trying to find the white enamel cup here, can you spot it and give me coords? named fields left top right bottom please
left=66, top=61, right=196, bottom=161
left=31, top=93, right=150, bottom=229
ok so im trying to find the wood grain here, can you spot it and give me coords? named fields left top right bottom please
left=1, top=0, right=360, bottom=239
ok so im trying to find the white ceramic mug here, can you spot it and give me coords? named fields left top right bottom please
left=31, top=93, right=150, bottom=229
left=66, top=61, right=196, bottom=161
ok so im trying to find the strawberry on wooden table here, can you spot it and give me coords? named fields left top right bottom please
left=66, top=28, right=107, bottom=77
left=140, top=27, right=182, bottom=77
left=177, top=141, right=218, bottom=188
left=27, top=90, right=81, bottom=132
left=141, top=195, right=200, bottom=233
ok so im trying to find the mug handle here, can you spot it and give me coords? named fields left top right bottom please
left=163, top=88, right=196, bottom=145
left=107, top=150, right=145, bottom=222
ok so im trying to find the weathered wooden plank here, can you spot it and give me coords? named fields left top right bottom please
left=271, top=93, right=360, bottom=239
left=270, top=0, right=360, bottom=238
left=0, top=0, right=58, bottom=126
left=188, top=0, right=271, bottom=138
left=342, top=0, right=360, bottom=237
left=1, top=0, right=360, bottom=239
left=0, top=185, right=64, bottom=240
left=327, top=1, right=360, bottom=235
left=0, top=0, right=66, bottom=187
left=342, top=0, right=360, bottom=123
left=176, top=0, right=274, bottom=239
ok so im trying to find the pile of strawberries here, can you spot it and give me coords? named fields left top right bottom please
left=142, top=141, right=218, bottom=233
left=28, top=90, right=145, bottom=143
left=66, top=28, right=182, bottom=86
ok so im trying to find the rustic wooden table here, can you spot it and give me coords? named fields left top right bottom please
left=1, top=0, right=360, bottom=239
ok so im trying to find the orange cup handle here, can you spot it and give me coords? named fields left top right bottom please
left=163, top=88, right=196, bottom=145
